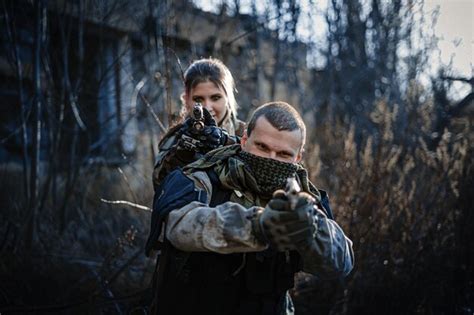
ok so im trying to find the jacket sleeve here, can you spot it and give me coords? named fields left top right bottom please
left=165, top=171, right=267, bottom=254
left=152, top=128, right=197, bottom=189
left=152, top=120, right=244, bottom=189
left=300, top=207, right=354, bottom=279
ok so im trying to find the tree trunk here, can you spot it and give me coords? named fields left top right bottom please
left=26, top=0, right=46, bottom=249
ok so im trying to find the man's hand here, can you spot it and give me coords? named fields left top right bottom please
left=252, top=190, right=318, bottom=251
left=179, top=108, right=229, bottom=153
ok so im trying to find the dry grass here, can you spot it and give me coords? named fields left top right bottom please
left=0, top=139, right=156, bottom=312
left=297, top=97, right=473, bottom=314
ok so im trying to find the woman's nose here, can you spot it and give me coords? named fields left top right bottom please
left=202, top=100, right=212, bottom=110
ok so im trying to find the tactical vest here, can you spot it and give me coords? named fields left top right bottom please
left=153, top=170, right=301, bottom=315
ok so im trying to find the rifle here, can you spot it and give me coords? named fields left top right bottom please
left=190, top=102, right=205, bottom=131
left=180, top=103, right=205, bottom=151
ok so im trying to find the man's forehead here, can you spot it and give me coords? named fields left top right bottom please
left=253, top=116, right=279, bottom=131
left=254, top=116, right=301, bottom=135
left=251, top=116, right=303, bottom=151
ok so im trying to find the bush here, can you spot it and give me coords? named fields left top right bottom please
left=297, top=97, right=473, bottom=314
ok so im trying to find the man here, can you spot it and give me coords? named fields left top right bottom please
left=146, top=102, right=354, bottom=315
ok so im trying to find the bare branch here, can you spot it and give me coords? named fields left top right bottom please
left=441, top=76, right=474, bottom=86
left=121, top=61, right=167, bottom=133
left=70, top=96, right=87, bottom=130
left=2, top=0, right=31, bottom=204
left=142, top=87, right=167, bottom=133
left=26, top=0, right=47, bottom=248
left=105, top=248, right=143, bottom=286
left=100, top=198, right=151, bottom=211
left=116, top=166, right=138, bottom=204
left=224, top=14, right=281, bottom=46
left=448, top=92, right=474, bottom=117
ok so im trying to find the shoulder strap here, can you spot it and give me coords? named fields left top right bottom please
left=207, top=169, right=233, bottom=207
left=318, top=190, right=334, bottom=220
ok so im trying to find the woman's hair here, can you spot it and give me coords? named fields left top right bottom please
left=181, top=58, right=238, bottom=122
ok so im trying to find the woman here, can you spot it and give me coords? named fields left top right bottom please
left=152, top=58, right=245, bottom=188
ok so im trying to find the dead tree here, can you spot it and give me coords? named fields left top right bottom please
left=25, top=0, right=46, bottom=249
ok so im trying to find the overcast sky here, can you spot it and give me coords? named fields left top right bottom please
left=424, top=0, right=473, bottom=97
left=425, top=0, right=473, bottom=77
left=195, top=0, right=473, bottom=97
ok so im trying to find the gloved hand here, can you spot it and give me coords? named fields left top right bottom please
left=179, top=108, right=229, bottom=153
left=252, top=190, right=317, bottom=251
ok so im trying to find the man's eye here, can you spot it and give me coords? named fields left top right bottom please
left=256, top=143, right=267, bottom=151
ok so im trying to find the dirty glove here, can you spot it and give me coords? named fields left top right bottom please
left=179, top=108, right=229, bottom=153
left=252, top=190, right=317, bottom=251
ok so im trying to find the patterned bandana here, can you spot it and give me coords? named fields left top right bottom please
left=184, top=144, right=321, bottom=203
left=236, top=150, right=299, bottom=196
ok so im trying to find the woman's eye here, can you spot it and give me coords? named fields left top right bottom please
left=211, top=95, right=222, bottom=101
left=193, top=97, right=203, bottom=102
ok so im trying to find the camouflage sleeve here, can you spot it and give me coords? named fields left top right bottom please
left=152, top=128, right=197, bottom=189
left=152, top=119, right=246, bottom=189
left=165, top=171, right=268, bottom=254
left=301, top=209, right=354, bottom=278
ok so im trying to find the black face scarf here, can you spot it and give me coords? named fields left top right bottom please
left=237, top=150, right=299, bottom=196
left=183, top=144, right=321, bottom=204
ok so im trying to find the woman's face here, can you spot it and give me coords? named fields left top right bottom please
left=185, top=81, right=228, bottom=125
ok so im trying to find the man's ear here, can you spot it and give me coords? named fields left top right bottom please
left=240, top=131, right=248, bottom=149
left=295, top=147, right=304, bottom=163
left=295, top=152, right=303, bottom=163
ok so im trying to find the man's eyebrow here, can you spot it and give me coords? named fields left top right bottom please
left=254, top=140, right=268, bottom=148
